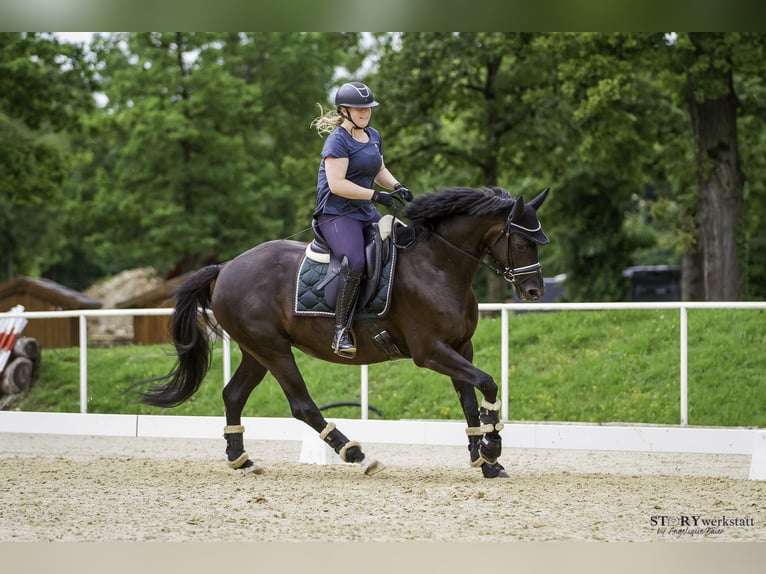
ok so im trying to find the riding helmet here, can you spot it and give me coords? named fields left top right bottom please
left=335, top=82, right=379, bottom=108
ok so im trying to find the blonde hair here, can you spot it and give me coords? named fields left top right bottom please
left=310, top=103, right=343, bottom=137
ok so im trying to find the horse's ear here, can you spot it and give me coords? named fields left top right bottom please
left=510, top=196, right=525, bottom=223
left=528, top=187, right=550, bottom=211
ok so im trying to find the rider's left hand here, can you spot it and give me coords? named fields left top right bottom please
left=394, top=183, right=413, bottom=202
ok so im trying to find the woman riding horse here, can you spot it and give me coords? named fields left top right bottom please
left=137, top=186, right=549, bottom=479
left=311, top=81, right=412, bottom=358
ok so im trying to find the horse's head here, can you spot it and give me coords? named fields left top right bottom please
left=403, top=185, right=550, bottom=302
left=486, top=187, right=550, bottom=302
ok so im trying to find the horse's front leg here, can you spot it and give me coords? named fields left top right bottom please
left=453, top=388, right=508, bottom=478
left=468, top=396, right=507, bottom=478
left=423, top=341, right=508, bottom=478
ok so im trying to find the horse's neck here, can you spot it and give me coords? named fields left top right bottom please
left=420, top=217, right=500, bottom=280
left=435, top=217, right=500, bottom=257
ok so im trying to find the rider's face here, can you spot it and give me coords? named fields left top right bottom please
left=344, top=106, right=371, bottom=127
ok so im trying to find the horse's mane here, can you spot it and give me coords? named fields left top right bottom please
left=402, top=186, right=513, bottom=232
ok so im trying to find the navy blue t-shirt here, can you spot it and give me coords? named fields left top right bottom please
left=315, top=126, right=383, bottom=222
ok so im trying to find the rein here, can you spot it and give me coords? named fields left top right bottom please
left=430, top=228, right=541, bottom=285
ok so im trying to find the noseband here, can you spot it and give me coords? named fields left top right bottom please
left=492, top=259, right=542, bottom=284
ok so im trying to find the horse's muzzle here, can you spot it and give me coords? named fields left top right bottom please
left=523, top=286, right=543, bottom=302
left=514, top=281, right=544, bottom=302
left=504, top=263, right=544, bottom=302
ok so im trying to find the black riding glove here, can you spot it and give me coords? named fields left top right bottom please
left=372, top=190, right=394, bottom=207
left=394, top=183, right=413, bottom=202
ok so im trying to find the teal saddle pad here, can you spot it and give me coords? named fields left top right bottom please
left=293, top=246, right=396, bottom=319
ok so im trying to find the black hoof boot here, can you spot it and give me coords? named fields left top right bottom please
left=469, top=434, right=507, bottom=478
left=482, top=462, right=509, bottom=479
left=224, top=425, right=263, bottom=473
left=320, top=422, right=385, bottom=475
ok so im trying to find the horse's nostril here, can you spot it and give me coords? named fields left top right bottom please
left=528, top=289, right=540, bottom=300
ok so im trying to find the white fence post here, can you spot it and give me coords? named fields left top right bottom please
left=680, top=305, right=689, bottom=426
left=79, top=315, right=88, bottom=414
left=361, top=364, right=369, bottom=420
left=501, top=307, right=509, bottom=421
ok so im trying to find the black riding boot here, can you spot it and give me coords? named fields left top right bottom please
left=332, top=267, right=363, bottom=358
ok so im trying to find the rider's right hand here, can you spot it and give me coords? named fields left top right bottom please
left=372, top=190, right=395, bottom=207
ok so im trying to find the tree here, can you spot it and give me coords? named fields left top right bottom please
left=8, top=33, right=764, bottom=302
left=372, top=33, right=766, bottom=301
left=542, top=33, right=692, bottom=301
left=374, top=32, right=560, bottom=300
left=78, top=32, right=359, bottom=277
left=629, top=33, right=766, bottom=301
left=735, top=38, right=766, bottom=300
left=676, top=33, right=751, bottom=300
left=0, top=32, right=95, bottom=280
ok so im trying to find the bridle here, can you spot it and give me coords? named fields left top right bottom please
left=493, top=214, right=543, bottom=284
left=431, top=213, right=542, bottom=287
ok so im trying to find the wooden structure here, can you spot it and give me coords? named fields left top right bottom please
left=0, top=277, right=102, bottom=349
left=117, top=273, right=191, bottom=345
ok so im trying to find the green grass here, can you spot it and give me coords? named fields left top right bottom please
left=14, top=309, right=766, bottom=427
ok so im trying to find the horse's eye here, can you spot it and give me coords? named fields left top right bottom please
left=512, top=237, right=528, bottom=252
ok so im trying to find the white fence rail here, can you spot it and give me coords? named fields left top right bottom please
left=480, top=301, right=766, bottom=425
left=2, top=302, right=766, bottom=424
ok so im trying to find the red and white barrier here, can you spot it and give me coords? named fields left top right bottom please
left=0, top=305, right=28, bottom=374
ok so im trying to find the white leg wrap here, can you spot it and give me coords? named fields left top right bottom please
left=481, top=399, right=501, bottom=411
left=466, top=422, right=504, bottom=435
left=319, top=422, right=336, bottom=440
left=471, top=454, right=489, bottom=467
left=224, top=425, right=250, bottom=470
left=471, top=448, right=500, bottom=467
left=227, top=452, right=250, bottom=469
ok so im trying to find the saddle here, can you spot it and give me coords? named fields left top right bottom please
left=294, top=215, right=410, bottom=318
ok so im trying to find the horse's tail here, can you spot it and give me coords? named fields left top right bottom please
left=136, top=264, right=223, bottom=408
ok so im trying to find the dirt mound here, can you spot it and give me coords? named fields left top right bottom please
left=83, top=267, right=164, bottom=344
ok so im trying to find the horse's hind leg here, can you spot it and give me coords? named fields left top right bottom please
left=222, top=350, right=268, bottom=473
left=267, top=351, right=384, bottom=475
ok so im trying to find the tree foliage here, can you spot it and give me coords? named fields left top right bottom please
left=3, top=32, right=766, bottom=300
left=0, top=33, right=95, bottom=280
left=372, top=33, right=564, bottom=299
left=69, top=32, right=358, bottom=279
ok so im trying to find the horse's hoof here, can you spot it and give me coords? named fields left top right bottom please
left=481, top=462, right=508, bottom=478
left=490, top=469, right=510, bottom=479
left=242, top=463, right=264, bottom=475
left=361, top=456, right=385, bottom=476
left=234, top=458, right=263, bottom=475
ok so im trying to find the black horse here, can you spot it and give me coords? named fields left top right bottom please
left=137, top=186, right=550, bottom=478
